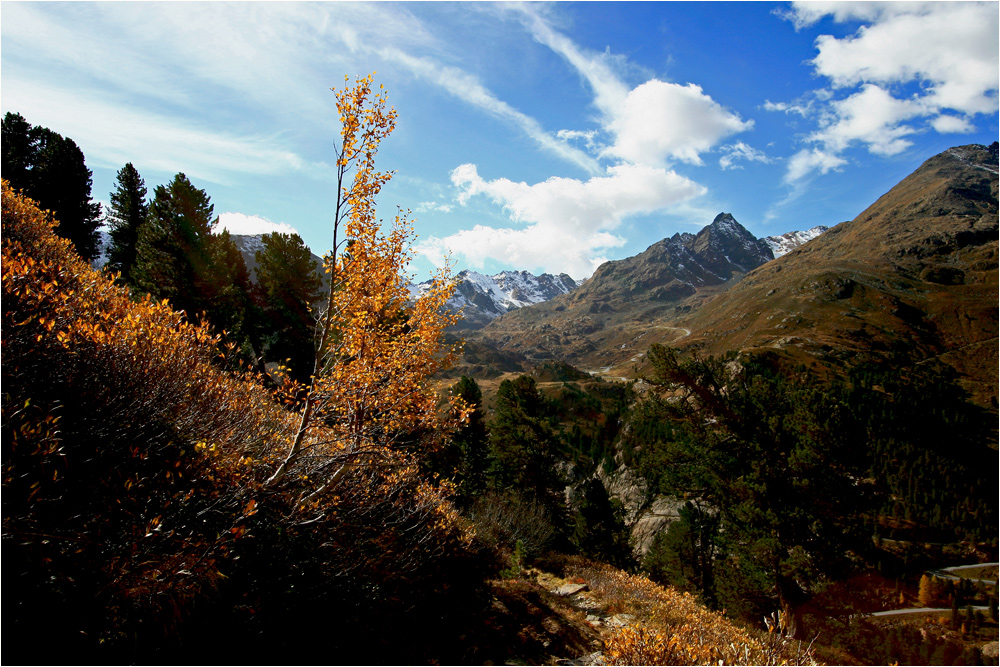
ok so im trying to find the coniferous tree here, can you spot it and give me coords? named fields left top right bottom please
left=105, top=163, right=149, bottom=285
left=571, top=477, right=633, bottom=568
left=133, top=173, right=217, bottom=319
left=634, top=345, right=875, bottom=638
left=2, top=112, right=35, bottom=188
left=448, top=376, right=489, bottom=506
left=209, top=229, right=259, bottom=358
left=254, top=232, right=322, bottom=383
left=2, top=112, right=102, bottom=261
left=488, top=375, right=567, bottom=529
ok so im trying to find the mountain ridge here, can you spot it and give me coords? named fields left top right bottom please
left=673, top=141, right=998, bottom=407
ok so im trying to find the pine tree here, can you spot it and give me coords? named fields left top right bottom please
left=132, top=173, right=217, bottom=319
left=208, top=229, right=259, bottom=359
left=254, top=232, right=322, bottom=383
left=635, top=345, right=875, bottom=639
left=1, top=112, right=102, bottom=261
left=105, top=163, right=149, bottom=284
left=488, top=375, right=566, bottom=524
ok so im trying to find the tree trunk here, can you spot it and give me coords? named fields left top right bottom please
left=777, top=576, right=808, bottom=639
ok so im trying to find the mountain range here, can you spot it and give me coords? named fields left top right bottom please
left=460, top=142, right=998, bottom=411
left=413, top=214, right=827, bottom=331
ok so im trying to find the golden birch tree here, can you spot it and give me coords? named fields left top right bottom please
left=265, top=74, right=466, bottom=503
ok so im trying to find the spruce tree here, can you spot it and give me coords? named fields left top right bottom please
left=2, top=112, right=102, bottom=261
left=105, top=163, right=149, bottom=284
left=133, top=173, right=217, bottom=318
left=449, top=376, right=489, bottom=506
left=254, top=232, right=322, bottom=383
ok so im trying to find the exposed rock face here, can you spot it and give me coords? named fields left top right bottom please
left=579, top=212, right=773, bottom=306
left=459, top=213, right=780, bottom=371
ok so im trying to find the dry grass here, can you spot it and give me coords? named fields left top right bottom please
left=569, top=562, right=819, bottom=666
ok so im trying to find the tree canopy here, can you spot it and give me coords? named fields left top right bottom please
left=105, top=162, right=149, bottom=284
left=2, top=112, right=102, bottom=261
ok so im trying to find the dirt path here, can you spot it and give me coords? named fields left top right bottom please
left=871, top=605, right=990, bottom=618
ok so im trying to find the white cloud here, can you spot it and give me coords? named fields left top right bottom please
left=784, top=148, right=847, bottom=184
left=415, top=201, right=454, bottom=214
left=216, top=212, right=300, bottom=237
left=602, top=81, right=752, bottom=167
left=778, top=2, right=998, bottom=183
left=423, top=162, right=706, bottom=278
left=931, top=114, right=976, bottom=135
left=719, top=142, right=773, bottom=170
left=813, top=84, right=927, bottom=156
left=762, top=100, right=810, bottom=117
left=808, top=2, right=999, bottom=115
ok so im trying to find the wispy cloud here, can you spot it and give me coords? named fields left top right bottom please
left=2, top=78, right=331, bottom=186
left=719, top=142, right=773, bottom=170
left=377, top=47, right=601, bottom=174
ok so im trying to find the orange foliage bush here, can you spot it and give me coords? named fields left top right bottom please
left=575, top=563, right=817, bottom=666
left=3, top=174, right=479, bottom=661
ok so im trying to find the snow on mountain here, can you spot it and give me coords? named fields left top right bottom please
left=762, top=226, right=829, bottom=258
left=410, top=269, right=581, bottom=329
left=93, top=228, right=112, bottom=268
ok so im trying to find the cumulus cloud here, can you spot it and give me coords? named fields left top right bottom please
left=216, top=212, right=300, bottom=237
left=931, top=114, right=976, bottom=135
left=812, top=84, right=927, bottom=156
left=784, top=148, right=847, bottom=184
left=779, top=1, right=999, bottom=182
left=602, top=81, right=752, bottom=166
left=420, top=163, right=707, bottom=278
left=420, top=6, right=749, bottom=276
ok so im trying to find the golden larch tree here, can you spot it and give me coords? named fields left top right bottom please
left=265, top=74, right=466, bottom=503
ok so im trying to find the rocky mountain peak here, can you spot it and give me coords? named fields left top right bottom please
left=688, top=212, right=774, bottom=277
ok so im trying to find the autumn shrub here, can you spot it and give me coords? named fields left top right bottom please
left=574, top=563, right=817, bottom=666
left=2, top=181, right=485, bottom=663
left=468, top=489, right=558, bottom=560
left=3, top=181, right=279, bottom=652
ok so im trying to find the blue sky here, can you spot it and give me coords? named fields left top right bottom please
left=2, top=2, right=997, bottom=280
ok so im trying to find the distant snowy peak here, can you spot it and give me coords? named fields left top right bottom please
left=412, top=268, right=581, bottom=329
left=762, top=226, right=829, bottom=258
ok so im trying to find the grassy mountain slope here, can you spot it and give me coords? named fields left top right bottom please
left=676, top=143, right=998, bottom=409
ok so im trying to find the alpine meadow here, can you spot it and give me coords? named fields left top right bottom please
left=3, top=3, right=999, bottom=665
